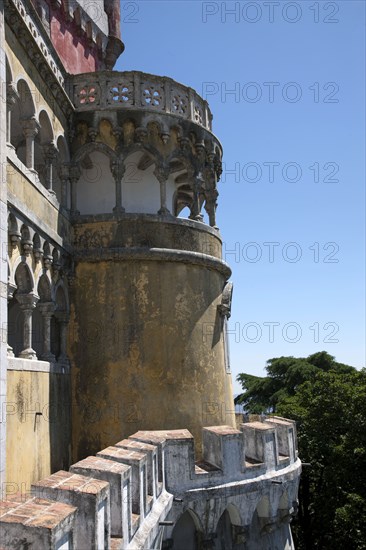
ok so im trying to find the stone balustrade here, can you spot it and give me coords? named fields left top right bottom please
left=0, top=418, right=301, bottom=549
left=70, top=70, right=213, bottom=131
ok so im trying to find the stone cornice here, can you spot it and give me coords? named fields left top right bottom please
left=74, top=247, right=232, bottom=279
left=4, top=0, right=74, bottom=116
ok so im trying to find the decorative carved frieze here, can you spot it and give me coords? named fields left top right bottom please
left=4, top=0, right=73, bottom=116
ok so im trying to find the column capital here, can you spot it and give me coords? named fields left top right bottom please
left=154, top=164, right=171, bottom=216
left=69, top=164, right=81, bottom=183
left=44, top=142, right=58, bottom=162
left=58, top=162, right=70, bottom=182
left=7, top=283, right=17, bottom=301
left=22, top=117, right=40, bottom=138
left=55, top=311, right=69, bottom=324
left=6, top=82, right=19, bottom=108
left=16, top=293, right=39, bottom=310
left=153, top=164, right=170, bottom=184
left=38, top=301, right=56, bottom=316
left=110, top=159, right=126, bottom=183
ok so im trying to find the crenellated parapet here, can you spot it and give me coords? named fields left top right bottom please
left=1, top=418, right=301, bottom=549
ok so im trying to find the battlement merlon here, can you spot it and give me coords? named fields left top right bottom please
left=127, top=420, right=301, bottom=495
left=1, top=419, right=301, bottom=549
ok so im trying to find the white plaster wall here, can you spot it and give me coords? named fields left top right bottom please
left=122, top=152, right=176, bottom=215
left=77, top=151, right=115, bottom=215
left=77, top=151, right=178, bottom=216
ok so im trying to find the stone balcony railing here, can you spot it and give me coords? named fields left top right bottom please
left=69, top=70, right=213, bottom=131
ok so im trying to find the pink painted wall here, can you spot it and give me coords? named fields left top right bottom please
left=50, top=10, right=101, bottom=74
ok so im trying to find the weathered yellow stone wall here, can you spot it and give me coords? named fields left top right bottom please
left=6, top=161, right=71, bottom=245
left=6, top=369, right=71, bottom=491
left=70, top=222, right=235, bottom=460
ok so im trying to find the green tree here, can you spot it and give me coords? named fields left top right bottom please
left=236, top=354, right=366, bottom=549
left=279, top=369, right=366, bottom=549
left=235, top=351, right=355, bottom=413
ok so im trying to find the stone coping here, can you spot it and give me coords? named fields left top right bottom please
left=97, top=446, right=147, bottom=464
left=204, top=425, right=241, bottom=436
left=7, top=357, right=69, bottom=374
left=242, top=421, right=277, bottom=431
left=0, top=495, right=76, bottom=528
left=32, top=471, right=109, bottom=495
left=74, top=246, right=232, bottom=278
left=70, top=456, right=131, bottom=475
left=115, top=440, right=157, bottom=453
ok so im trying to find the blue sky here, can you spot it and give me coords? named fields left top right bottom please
left=117, top=1, right=365, bottom=393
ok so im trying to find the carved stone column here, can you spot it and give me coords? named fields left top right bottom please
left=56, top=312, right=69, bottom=365
left=189, top=172, right=204, bottom=222
left=7, top=283, right=17, bottom=356
left=69, top=164, right=81, bottom=216
left=22, top=117, right=39, bottom=171
left=38, top=302, right=56, bottom=362
left=154, top=165, right=170, bottom=216
left=58, top=163, right=70, bottom=210
left=16, top=293, right=39, bottom=359
left=111, top=159, right=125, bottom=214
left=6, top=82, right=18, bottom=147
left=204, top=154, right=220, bottom=228
left=44, top=143, right=58, bottom=194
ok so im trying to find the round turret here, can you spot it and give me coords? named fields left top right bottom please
left=68, top=70, right=235, bottom=459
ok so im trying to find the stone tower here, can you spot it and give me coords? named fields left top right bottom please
left=1, top=1, right=301, bottom=547
left=69, top=70, right=236, bottom=459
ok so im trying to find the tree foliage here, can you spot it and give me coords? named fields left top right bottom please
left=236, top=353, right=366, bottom=549
left=235, top=351, right=355, bottom=413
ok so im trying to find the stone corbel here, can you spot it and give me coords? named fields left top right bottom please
left=21, top=234, right=33, bottom=257
left=195, top=139, right=206, bottom=162
left=88, top=127, right=98, bottom=142
left=135, top=127, right=148, bottom=143
left=178, top=136, right=191, bottom=152
left=204, top=154, right=219, bottom=229
left=232, top=525, right=249, bottom=544
left=258, top=515, right=280, bottom=535
left=204, top=188, right=218, bottom=229
left=52, top=249, right=62, bottom=274
left=9, top=228, right=21, bottom=250
left=279, top=508, right=293, bottom=524
left=33, top=244, right=44, bottom=263
left=217, top=282, right=233, bottom=319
